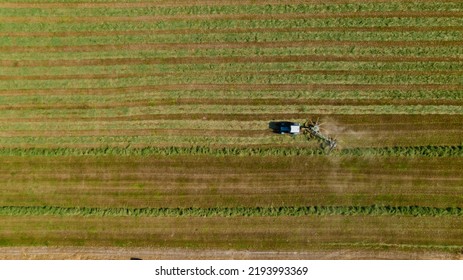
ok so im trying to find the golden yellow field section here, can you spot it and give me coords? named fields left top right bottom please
left=0, top=0, right=462, bottom=259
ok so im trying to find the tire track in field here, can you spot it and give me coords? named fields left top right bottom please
left=2, top=11, right=462, bottom=23
left=2, top=55, right=462, bottom=67
left=4, top=26, right=463, bottom=38
left=2, top=70, right=462, bottom=81
left=1, top=84, right=462, bottom=97
left=0, top=0, right=454, bottom=8
left=0, top=129, right=269, bottom=137
left=3, top=41, right=462, bottom=53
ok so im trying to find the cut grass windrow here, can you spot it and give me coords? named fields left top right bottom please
left=0, top=83, right=463, bottom=99
left=0, top=0, right=456, bottom=7
left=2, top=71, right=462, bottom=82
left=1, top=31, right=462, bottom=47
left=0, top=90, right=461, bottom=104
left=0, top=105, right=461, bottom=119
left=2, top=45, right=462, bottom=61
left=3, top=26, right=463, bottom=39
left=2, top=56, right=461, bottom=69
left=3, top=62, right=463, bottom=78
left=2, top=12, right=463, bottom=24
left=1, top=215, right=463, bottom=251
left=1, top=3, right=461, bottom=17
left=1, top=205, right=462, bottom=218
left=0, top=74, right=461, bottom=90
left=1, top=98, right=461, bottom=109
left=0, top=145, right=460, bottom=157
left=2, top=41, right=462, bottom=54
left=2, top=18, right=463, bottom=33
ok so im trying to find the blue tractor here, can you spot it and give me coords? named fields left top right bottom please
left=278, top=122, right=300, bottom=135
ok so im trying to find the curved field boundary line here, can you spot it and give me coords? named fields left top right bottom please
left=3, top=26, right=463, bottom=38
left=2, top=55, right=462, bottom=67
left=1, top=205, right=462, bottom=217
left=2, top=70, right=462, bottom=81
left=3, top=41, right=462, bottom=53
left=0, top=0, right=458, bottom=8
left=2, top=11, right=463, bottom=23
left=1, top=84, right=462, bottom=97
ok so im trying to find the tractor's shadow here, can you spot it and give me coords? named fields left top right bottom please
left=268, top=121, right=282, bottom=133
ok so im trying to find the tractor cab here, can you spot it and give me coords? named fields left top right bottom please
left=278, top=122, right=300, bottom=135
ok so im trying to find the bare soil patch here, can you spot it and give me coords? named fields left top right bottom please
left=1, top=246, right=461, bottom=260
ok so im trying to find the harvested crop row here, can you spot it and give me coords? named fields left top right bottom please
left=1, top=215, right=462, bottom=250
left=4, top=62, right=463, bottom=80
left=3, top=56, right=461, bottom=70
left=0, top=112, right=459, bottom=148
left=1, top=155, right=461, bottom=208
left=0, top=129, right=460, bottom=148
left=2, top=71, right=463, bottom=82
left=3, top=45, right=462, bottom=61
left=3, top=26, right=463, bottom=39
left=3, top=41, right=462, bottom=54
left=1, top=76, right=463, bottom=93
left=0, top=114, right=461, bottom=132
left=0, top=128, right=460, bottom=148
left=1, top=2, right=461, bottom=17
left=0, top=145, right=460, bottom=157
left=3, top=18, right=463, bottom=34
left=1, top=206, right=463, bottom=217
left=3, top=83, right=447, bottom=93
left=0, top=0, right=454, bottom=8
left=0, top=90, right=461, bottom=104
left=2, top=31, right=462, bottom=47
left=0, top=105, right=461, bottom=120
left=1, top=74, right=461, bottom=90
left=65, top=112, right=461, bottom=122
left=2, top=11, right=463, bottom=24
left=1, top=98, right=462, bottom=110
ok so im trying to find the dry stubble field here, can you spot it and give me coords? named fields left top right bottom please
left=0, top=0, right=462, bottom=259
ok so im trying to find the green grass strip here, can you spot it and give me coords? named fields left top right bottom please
left=4, top=46, right=463, bottom=61
left=1, top=3, right=461, bottom=17
left=1, top=205, right=462, bottom=217
left=1, top=74, right=461, bottom=90
left=0, top=145, right=461, bottom=157
left=2, top=18, right=462, bottom=33
left=0, top=105, right=461, bottom=118
left=0, top=90, right=461, bottom=105
left=2, top=31, right=462, bottom=47
left=4, top=62, right=463, bottom=76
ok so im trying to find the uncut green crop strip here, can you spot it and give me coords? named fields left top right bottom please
left=1, top=1, right=463, bottom=256
left=1, top=205, right=463, bottom=217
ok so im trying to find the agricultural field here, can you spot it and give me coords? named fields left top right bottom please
left=0, top=0, right=462, bottom=259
